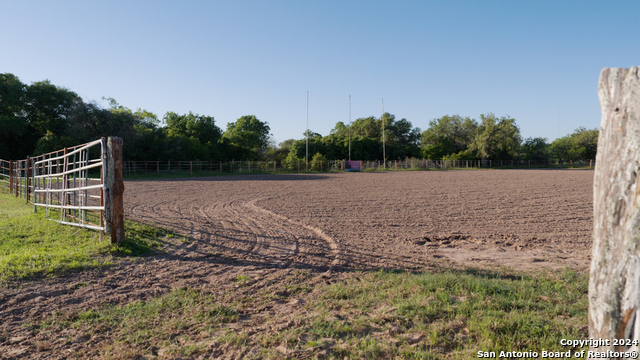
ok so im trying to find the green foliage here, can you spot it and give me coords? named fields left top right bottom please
left=310, top=152, right=327, bottom=171
left=283, top=148, right=302, bottom=170
left=24, top=80, right=79, bottom=138
left=549, top=127, right=599, bottom=162
left=164, top=111, right=221, bottom=145
left=520, top=137, right=550, bottom=161
left=265, top=138, right=295, bottom=163
left=0, top=73, right=29, bottom=159
left=222, top=115, right=271, bottom=160
left=421, top=115, right=478, bottom=159
left=468, top=113, right=521, bottom=160
left=0, top=72, right=599, bottom=164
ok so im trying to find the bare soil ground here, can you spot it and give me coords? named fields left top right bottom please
left=0, top=169, right=593, bottom=359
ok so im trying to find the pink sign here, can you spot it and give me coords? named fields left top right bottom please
left=345, top=161, right=361, bottom=171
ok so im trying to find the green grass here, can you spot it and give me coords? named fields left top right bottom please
left=32, top=268, right=588, bottom=359
left=301, top=268, right=588, bottom=358
left=0, top=192, right=171, bottom=283
left=39, top=287, right=240, bottom=358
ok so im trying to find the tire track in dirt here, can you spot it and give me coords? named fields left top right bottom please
left=126, top=191, right=339, bottom=270
left=247, top=197, right=341, bottom=269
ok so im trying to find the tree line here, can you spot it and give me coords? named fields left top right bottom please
left=1, top=73, right=598, bottom=163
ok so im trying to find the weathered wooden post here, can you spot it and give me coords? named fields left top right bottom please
left=103, top=137, right=125, bottom=244
left=590, top=66, right=640, bottom=355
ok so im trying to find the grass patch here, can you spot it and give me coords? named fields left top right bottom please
left=300, top=268, right=588, bottom=358
left=0, top=193, right=172, bottom=283
left=40, top=287, right=240, bottom=358
left=32, top=267, right=588, bottom=358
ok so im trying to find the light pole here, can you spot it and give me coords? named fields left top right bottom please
left=348, top=95, right=351, bottom=161
left=382, top=98, right=385, bottom=170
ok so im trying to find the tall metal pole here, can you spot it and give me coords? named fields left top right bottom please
left=348, top=95, right=351, bottom=161
left=306, top=91, right=309, bottom=171
left=382, top=98, right=385, bottom=170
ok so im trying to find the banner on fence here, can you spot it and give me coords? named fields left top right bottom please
left=345, top=161, right=362, bottom=172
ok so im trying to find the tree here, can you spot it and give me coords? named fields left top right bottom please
left=0, top=73, right=28, bottom=159
left=421, top=115, right=478, bottom=159
left=24, top=80, right=79, bottom=138
left=310, top=152, right=327, bottom=171
left=549, top=127, right=599, bottom=163
left=549, top=136, right=573, bottom=163
left=266, top=139, right=296, bottom=163
left=164, top=111, right=221, bottom=144
left=222, top=115, right=271, bottom=160
left=287, top=130, right=326, bottom=162
left=520, top=137, right=549, bottom=161
left=570, top=127, right=599, bottom=160
left=385, top=116, right=421, bottom=159
left=468, top=113, right=521, bottom=160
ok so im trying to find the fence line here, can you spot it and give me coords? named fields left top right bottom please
left=121, top=158, right=595, bottom=176
left=0, top=137, right=125, bottom=244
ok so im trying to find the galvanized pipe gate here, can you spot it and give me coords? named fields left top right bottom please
left=0, top=137, right=125, bottom=244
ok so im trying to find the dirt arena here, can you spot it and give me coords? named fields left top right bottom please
left=127, top=169, right=594, bottom=273
left=0, top=169, right=594, bottom=358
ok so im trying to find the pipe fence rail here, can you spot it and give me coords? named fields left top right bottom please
left=122, top=158, right=595, bottom=176
left=0, top=137, right=125, bottom=244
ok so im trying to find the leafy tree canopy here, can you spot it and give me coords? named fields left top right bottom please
left=222, top=115, right=271, bottom=160
left=468, top=113, right=521, bottom=160
left=421, top=115, right=478, bottom=159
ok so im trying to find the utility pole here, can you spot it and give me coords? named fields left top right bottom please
left=349, top=95, right=351, bottom=161
left=306, top=91, right=309, bottom=171
left=382, top=98, right=385, bottom=170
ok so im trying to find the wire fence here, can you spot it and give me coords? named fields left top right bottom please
left=122, top=158, right=595, bottom=177
left=1, top=137, right=125, bottom=243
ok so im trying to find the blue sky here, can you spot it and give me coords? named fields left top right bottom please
left=2, top=1, right=638, bottom=144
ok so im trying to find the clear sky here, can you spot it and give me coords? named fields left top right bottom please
left=2, top=0, right=638, bottom=144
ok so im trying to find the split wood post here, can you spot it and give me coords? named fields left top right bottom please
left=219, top=161, right=222, bottom=174
left=590, top=66, right=640, bottom=355
left=103, top=137, right=125, bottom=244
left=273, top=161, right=276, bottom=173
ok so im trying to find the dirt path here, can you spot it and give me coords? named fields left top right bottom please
left=0, top=169, right=594, bottom=358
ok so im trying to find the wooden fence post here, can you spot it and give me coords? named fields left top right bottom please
left=104, top=137, right=125, bottom=244
left=590, top=66, right=640, bottom=354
